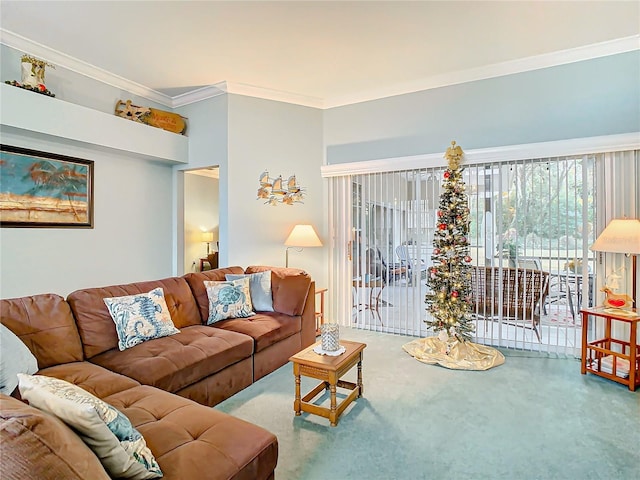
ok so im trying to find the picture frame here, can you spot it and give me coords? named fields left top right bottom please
left=0, top=145, right=94, bottom=228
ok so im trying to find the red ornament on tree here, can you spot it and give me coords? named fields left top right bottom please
left=444, top=171, right=451, bottom=179
left=439, top=223, right=447, bottom=230
left=437, top=210, right=443, bottom=217
left=37, top=84, right=46, bottom=92
left=464, top=255, right=472, bottom=263
left=451, top=291, right=459, bottom=298
left=433, top=248, right=440, bottom=255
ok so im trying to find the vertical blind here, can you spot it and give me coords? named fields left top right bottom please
left=329, top=151, right=639, bottom=356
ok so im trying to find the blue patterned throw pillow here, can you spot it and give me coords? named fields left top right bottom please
left=225, top=270, right=274, bottom=312
left=104, top=287, right=180, bottom=351
left=18, top=373, right=162, bottom=479
left=204, top=277, right=255, bottom=324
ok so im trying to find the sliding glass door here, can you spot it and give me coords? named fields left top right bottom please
left=332, top=154, right=610, bottom=356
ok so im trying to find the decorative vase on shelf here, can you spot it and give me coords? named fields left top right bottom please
left=6, top=54, right=56, bottom=97
left=21, top=60, right=46, bottom=88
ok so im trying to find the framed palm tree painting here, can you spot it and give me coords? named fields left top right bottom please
left=0, top=145, right=94, bottom=228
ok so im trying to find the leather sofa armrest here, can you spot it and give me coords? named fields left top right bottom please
left=244, top=266, right=312, bottom=316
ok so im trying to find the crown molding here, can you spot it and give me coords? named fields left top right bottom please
left=324, top=35, right=640, bottom=108
left=171, top=83, right=227, bottom=107
left=2, top=29, right=637, bottom=111
left=0, top=29, right=174, bottom=108
left=321, top=132, right=640, bottom=177
left=221, top=81, right=324, bottom=109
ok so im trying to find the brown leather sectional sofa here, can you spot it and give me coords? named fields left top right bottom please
left=1, top=265, right=316, bottom=480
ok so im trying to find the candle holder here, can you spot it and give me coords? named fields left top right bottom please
left=321, top=323, right=340, bottom=352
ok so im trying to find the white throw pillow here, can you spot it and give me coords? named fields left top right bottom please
left=18, top=373, right=162, bottom=479
left=204, top=277, right=255, bottom=324
left=225, top=270, right=274, bottom=312
left=0, top=324, right=38, bottom=395
left=104, top=287, right=180, bottom=351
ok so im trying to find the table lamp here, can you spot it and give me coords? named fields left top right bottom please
left=284, top=224, right=322, bottom=267
left=202, top=231, right=214, bottom=255
left=590, top=218, right=640, bottom=308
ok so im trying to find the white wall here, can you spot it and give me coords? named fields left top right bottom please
left=1, top=45, right=186, bottom=299
left=174, top=95, right=228, bottom=271
left=1, top=44, right=170, bottom=114
left=227, top=94, right=327, bottom=289
left=324, top=51, right=640, bottom=163
left=0, top=131, right=174, bottom=299
left=184, top=172, right=219, bottom=272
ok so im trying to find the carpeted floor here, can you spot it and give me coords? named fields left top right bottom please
left=216, top=327, right=639, bottom=480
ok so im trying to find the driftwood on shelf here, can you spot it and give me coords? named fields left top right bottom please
left=115, top=99, right=187, bottom=135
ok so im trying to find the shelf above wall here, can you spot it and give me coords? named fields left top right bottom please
left=0, top=83, right=188, bottom=164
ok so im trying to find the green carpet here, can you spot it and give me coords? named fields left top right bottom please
left=216, top=327, right=640, bottom=480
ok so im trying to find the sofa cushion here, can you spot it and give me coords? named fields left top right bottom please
left=214, top=312, right=302, bottom=353
left=226, top=270, right=274, bottom=312
left=39, top=361, right=141, bottom=400
left=205, top=277, right=255, bottom=324
left=0, top=294, right=84, bottom=369
left=89, top=325, right=254, bottom=393
left=0, top=393, right=111, bottom=480
left=68, top=277, right=202, bottom=359
left=18, top=374, right=162, bottom=479
left=183, top=266, right=245, bottom=323
left=245, top=266, right=312, bottom=316
left=0, top=323, right=38, bottom=395
left=103, top=385, right=278, bottom=480
left=104, top=287, right=181, bottom=351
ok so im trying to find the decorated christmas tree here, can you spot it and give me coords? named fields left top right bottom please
left=425, top=141, right=474, bottom=342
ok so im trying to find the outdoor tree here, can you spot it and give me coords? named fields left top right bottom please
left=425, top=141, right=474, bottom=342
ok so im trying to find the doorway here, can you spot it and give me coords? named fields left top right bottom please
left=184, top=167, right=219, bottom=273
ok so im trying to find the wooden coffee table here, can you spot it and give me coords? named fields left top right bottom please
left=289, top=340, right=366, bottom=427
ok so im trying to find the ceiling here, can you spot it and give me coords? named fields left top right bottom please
left=1, top=1, right=638, bottom=108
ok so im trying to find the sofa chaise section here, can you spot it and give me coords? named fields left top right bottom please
left=102, top=385, right=277, bottom=480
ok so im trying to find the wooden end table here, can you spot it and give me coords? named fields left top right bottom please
left=289, top=340, right=366, bottom=426
left=580, top=307, right=639, bottom=391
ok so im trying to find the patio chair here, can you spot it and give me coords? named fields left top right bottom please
left=396, top=245, right=428, bottom=285
left=516, top=256, right=542, bottom=270
left=516, top=257, right=574, bottom=316
left=470, top=266, right=549, bottom=342
left=368, top=247, right=407, bottom=285
left=352, top=247, right=389, bottom=324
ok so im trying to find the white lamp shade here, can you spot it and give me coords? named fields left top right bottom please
left=285, top=224, right=322, bottom=247
left=202, top=231, right=214, bottom=243
left=590, top=219, right=640, bottom=254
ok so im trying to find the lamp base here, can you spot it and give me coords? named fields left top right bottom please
left=285, top=246, right=303, bottom=268
left=633, top=254, right=637, bottom=309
